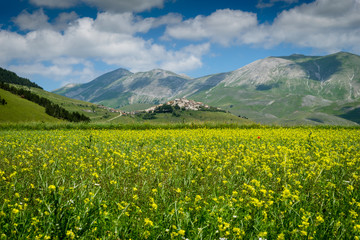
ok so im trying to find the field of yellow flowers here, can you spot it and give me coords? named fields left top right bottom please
left=0, top=128, right=359, bottom=239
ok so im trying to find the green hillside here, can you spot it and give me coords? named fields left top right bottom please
left=185, top=52, right=360, bottom=126
left=0, top=89, right=61, bottom=123
left=16, top=86, right=120, bottom=122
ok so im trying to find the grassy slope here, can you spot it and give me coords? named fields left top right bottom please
left=23, top=86, right=120, bottom=122
left=193, top=86, right=359, bottom=126
left=188, top=53, right=360, bottom=126
left=116, top=103, right=154, bottom=112
left=0, top=89, right=61, bottom=123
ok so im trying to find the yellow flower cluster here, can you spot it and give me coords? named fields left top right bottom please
left=0, top=127, right=359, bottom=239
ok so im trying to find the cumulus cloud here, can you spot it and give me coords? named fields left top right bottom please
left=0, top=11, right=208, bottom=87
left=93, top=12, right=181, bottom=35
left=159, top=43, right=210, bottom=72
left=54, top=12, right=79, bottom=31
left=13, top=9, right=51, bottom=31
left=13, top=9, right=79, bottom=32
left=165, top=0, right=360, bottom=53
left=9, top=63, right=73, bottom=78
left=8, top=59, right=97, bottom=85
left=165, top=9, right=258, bottom=46
left=269, top=0, right=360, bottom=51
left=29, top=0, right=165, bottom=12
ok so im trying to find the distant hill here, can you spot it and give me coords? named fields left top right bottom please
left=0, top=67, right=42, bottom=89
left=53, top=68, right=190, bottom=110
left=54, top=52, right=360, bottom=126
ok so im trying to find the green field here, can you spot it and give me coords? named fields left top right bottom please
left=21, top=87, right=120, bottom=122
left=0, top=89, right=61, bottom=123
left=0, top=127, right=359, bottom=239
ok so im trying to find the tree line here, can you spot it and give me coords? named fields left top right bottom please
left=0, top=67, right=42, bottom=89
left=0, top=82, right=90, bottom=122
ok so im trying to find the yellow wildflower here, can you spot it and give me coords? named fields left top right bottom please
left=144, top=218, right=154, bottom=227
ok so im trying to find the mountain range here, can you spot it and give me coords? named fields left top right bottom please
left=53, top=52, right=360, bottom=125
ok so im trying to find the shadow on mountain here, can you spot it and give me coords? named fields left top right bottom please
left=129, top=77, right=152, bottom=91
left=193, top=73, right=229, bottom=94
left=256, top=83, right=280, bottom=91
left=159, top=76, right=188, bottom=92
left=298, top=55, right=342, bottom=82
left=92, top=84, right=125, bottom=102
left=338, top=107, right=360, bottom=124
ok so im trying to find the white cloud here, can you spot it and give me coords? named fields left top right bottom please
left=0, top=11, right=208, bottom=87
left=94, top=12, right=153, bottom=34
left=29, top=0, right=165, bottom=12
left=9, top=63, right=73, bottom=78
left=93, top=12, right=182, bottom=35
left=160, top=43, right=210, bottom=72
left=13, top=9, right=51, bottom=31
left=8, top=60, right=98, bottom=86
left=165, top=9, right=258, bottom=46
left=13, top=9, right=79, bottom=32
left=165, top=0, right=360, bottom=53
left=269, top=0, right=360, bottom=52
left=54, top=12, right=79, bottom=31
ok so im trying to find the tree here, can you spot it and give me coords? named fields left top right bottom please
left=142, top=112, right=156, bottom=120
left=0, top=96, right=6, bottom=105
left=154, top=104, right=173, bottom=113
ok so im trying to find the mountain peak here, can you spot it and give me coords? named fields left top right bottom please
left=113, top=68, right=133, bottom=74
left=138, top=68, right=184, bottom=79
left=86, top=68, right=132, bottom=86
left=149, top=68, right=176, bottom=74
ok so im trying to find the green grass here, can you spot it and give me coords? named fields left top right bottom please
left=0, top=89, right=61, bottom=123
left=119, top=103, right=154, bottom=112
left=0, top=128, right=359, bottom=239
left=16, top=86, right=120, bottom=122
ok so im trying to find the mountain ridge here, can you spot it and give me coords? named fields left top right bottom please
left=53, top=51, right=360, bottom=125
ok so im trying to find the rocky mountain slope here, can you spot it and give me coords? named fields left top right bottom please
left=53, top=52, right=360, bottom=125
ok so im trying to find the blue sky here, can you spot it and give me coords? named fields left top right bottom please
left=0, top=0, right=359, bottom=91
